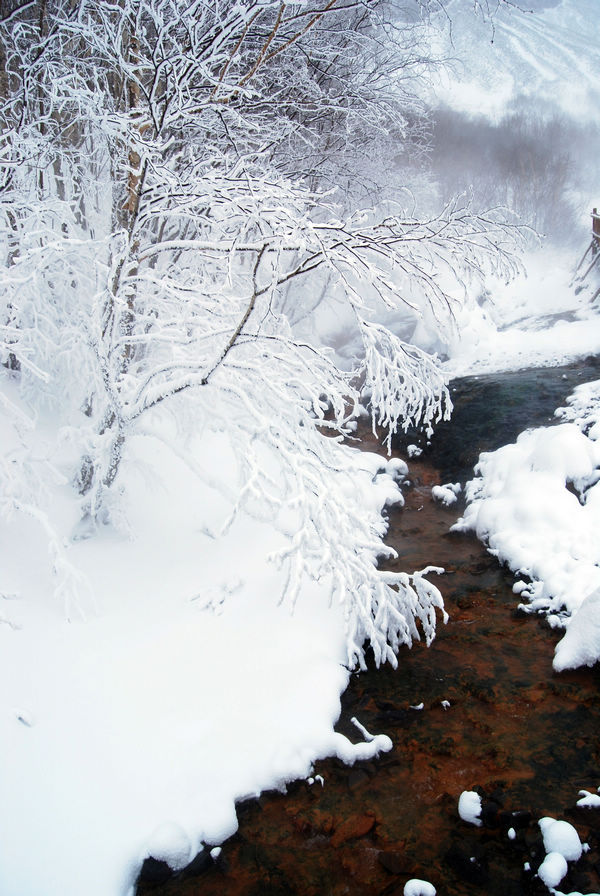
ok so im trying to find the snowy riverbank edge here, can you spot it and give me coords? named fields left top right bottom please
left=1, top=400, right=428, bottom=896
left=453, top=378, right=600, bottom=672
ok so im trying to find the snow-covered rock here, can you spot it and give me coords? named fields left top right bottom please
left=458, top=791, right=482, bottom=827
left=539, top=817, right=583, bottom=862
left=553, top=587, right=600, bottom=671
left=404, top=879, right=436, bottom=896
left=577, top=788, right=600, bottom=809
left=431, top=482, right=461, bottom=506
left=538, top=851, right=568, bottom=888
left=142, top=822, right=193, bottom=872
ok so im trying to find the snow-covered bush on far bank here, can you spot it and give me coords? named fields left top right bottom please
left=453, top=380, right=600, bottom=671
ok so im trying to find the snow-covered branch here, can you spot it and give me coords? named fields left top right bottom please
left=0, top=0, right=526, bottom=667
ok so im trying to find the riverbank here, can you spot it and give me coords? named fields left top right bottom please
left=137, top=360, right=600, bottom=896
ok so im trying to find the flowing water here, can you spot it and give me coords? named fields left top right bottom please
left=137, top=359, right=600, bottom=896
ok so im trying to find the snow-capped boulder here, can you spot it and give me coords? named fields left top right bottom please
left=537, top=851, right=568, bottom=888
left=458, top=791, right=482, bottom=827
left=539, top=817, right=583, bottom=861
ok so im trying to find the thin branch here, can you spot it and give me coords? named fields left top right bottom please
left=210, top=8, right=263, bottom=98
left=237, top=2, right=285, bottom=88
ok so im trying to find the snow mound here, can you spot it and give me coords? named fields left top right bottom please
left=538, top=851, right=568, bottom=888
left=554, top=586, right=600, bottom=671
left=431, top=482, right=461, bottom=506
left=458, top=791, right=482, bottom=826
left=404, top=879, right=437, bottom=896
left=577, top=788, right=600, bottom=809
left=539, top=817, right=583, bottom=862
left=142, top=822, right=193, bottom=872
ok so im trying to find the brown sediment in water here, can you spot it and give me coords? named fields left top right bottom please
left=137, top=436, right=600, bottom=896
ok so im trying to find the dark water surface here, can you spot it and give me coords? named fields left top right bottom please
left=405, top=356, right=600, bottom=483
left=137, top=360, right=600, bottom=896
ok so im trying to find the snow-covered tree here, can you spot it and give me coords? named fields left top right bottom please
left=0, top=0, right=524, bottom=666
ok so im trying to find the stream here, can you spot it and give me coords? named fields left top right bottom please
left=137, top=358, right=600, bottom=896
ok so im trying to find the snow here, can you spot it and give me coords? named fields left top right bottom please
left=428, top=0, right=600, bottom=124
left=453, top=396, right=600, bottom=670
left=0, top=413, right=397, bottom=896
left=404, top=879, right=437, bottom=896
left=431, top=482, right=461, bottom=506
left=142, top=822, right=194, bottom=872
left=577, top=788, right=600, bottom=809
left=553, top=891, right=599, bottom=896
left=458, top=791, right=483, bottom=826
left=554, top=587, right=600, bottom=672
left=442, top=248, right=600, bottom=380
left=539, top=818, right=584, bottom=862
left=538, top=852, right=568, bottom=888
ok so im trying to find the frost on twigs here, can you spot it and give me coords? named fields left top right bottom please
left=198, top=346, right=448, bottom=670
left=359, top=322, right=452, bottom=454
left=0, top=0, right=524, bottom=656
left=0, top=438, right=93, bottom=621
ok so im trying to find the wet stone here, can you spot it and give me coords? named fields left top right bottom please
left=499, top=809, right=532, bottom=831
left=138, top=858, right=174, bottom=886
left=377, top=850, right=411, bottom=875
left=445, top=843, right=489, bottom=886
left=330, top=811, right=376, bottom=847
left=481, top=798, right=503, bottom=827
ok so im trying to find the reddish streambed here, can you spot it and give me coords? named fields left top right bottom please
left=138, top=367, right=600, bottom=896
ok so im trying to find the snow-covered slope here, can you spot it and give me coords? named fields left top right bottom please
left=422, top=0, right=600, bottom=376
left=442, top=247, right=600, bottom=378
left=430, top=0, right=600, bottom=123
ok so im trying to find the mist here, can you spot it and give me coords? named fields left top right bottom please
left=427, top=98, right=600, bottom=247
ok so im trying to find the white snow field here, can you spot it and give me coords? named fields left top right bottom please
left=0, top=404, right=400, bottom=896
left=442, top=247, right=600, bottom=379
